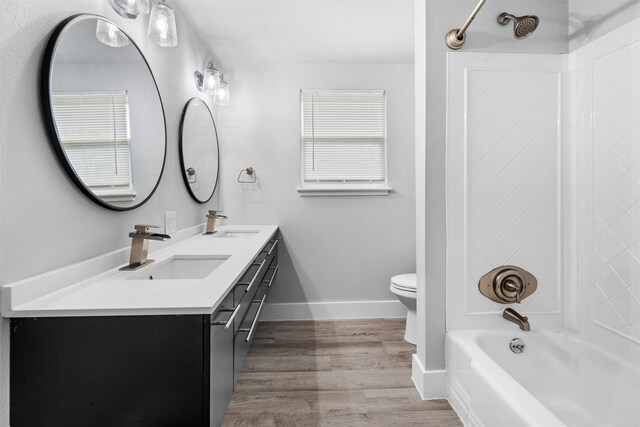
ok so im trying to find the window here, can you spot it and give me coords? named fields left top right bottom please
left=299, top=90, right=390, bottom=196
left=52, top=91, right=135, bottom=201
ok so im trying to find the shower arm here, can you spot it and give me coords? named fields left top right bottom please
left=445, top=0, right=487, bottom=50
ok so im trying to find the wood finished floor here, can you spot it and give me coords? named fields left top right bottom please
left=222, top=318, right=462, bottom=426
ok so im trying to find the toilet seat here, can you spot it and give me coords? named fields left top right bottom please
left=391, top=273, right=416, bottom=293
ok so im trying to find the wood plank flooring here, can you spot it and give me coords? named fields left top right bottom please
left=222, top=318, right=462, bottom=426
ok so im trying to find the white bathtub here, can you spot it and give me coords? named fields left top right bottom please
left=446, top=330, right=640, bottom=427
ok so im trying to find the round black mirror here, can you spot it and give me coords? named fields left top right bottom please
left=179, top=98, right=220, bottom=203
left=42, top=14, right=166, bottom=211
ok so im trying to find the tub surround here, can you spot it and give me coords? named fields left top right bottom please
left=1, top=225, right=278, bottom=318
left=573, top=17, right=640, bottom=363
left=446, top=52, right=564, bottom=331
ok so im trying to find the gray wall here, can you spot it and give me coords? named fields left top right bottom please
left=218, top=62, right=416, bottom=309
left=569, top=0, right=640, bottom=51
left=0, top=1, right=221, bottom=423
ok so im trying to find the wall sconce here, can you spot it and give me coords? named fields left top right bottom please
left=106, top=0, right=177, bottom=47
left=194, top=63, right=220, bottom=94
left=194, top=64, right=230, bottom=105
left=215, top=75, right=230, bottom=106
left=148, top=0, right=178, bottom=47
left=107, top=0, right=149, bottom=19
left=96, top=20, right=130, bottom=47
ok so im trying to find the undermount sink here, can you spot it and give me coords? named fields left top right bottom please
left=129, top=255, right=230, bottom=280
left=213, top=230, right=259, bottom=238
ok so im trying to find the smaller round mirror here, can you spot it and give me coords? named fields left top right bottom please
left=179, top=98, right=220, bottom=203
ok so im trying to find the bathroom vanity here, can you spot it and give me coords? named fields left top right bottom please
left=3, top=225, right=279, bottom=427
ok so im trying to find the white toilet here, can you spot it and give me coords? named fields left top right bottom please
left=390, top=273, right=417, bottom=345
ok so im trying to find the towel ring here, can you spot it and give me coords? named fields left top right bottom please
left=237, top=167, right=257, bottom=183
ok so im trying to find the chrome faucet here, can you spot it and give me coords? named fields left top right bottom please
left=503, top=308, right=530, bottom=331
left=204, top=210, right=227, bottom=235
left=120, top=224, right=171, bottom=271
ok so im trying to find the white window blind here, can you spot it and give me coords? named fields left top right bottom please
left=52, top=91, right=134, bottom=199
left=301, top=90, right=386, bottom=183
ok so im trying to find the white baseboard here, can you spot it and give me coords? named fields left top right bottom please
left=261, top=300, right=406, bottom=321
left=412, top=354, right=447, bottom=400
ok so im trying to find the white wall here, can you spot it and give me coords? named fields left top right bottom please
left=0, top=1, right=222, bottom=424
left=218, top=62, right=416, bottom=319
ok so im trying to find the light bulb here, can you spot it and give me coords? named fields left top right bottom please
left=215, top=80, right=230, bottom=106
left=156, top=14, right=169, bottom=41
left=202, top=68, right=220, bottom=94
left=206, top=74, right=217, bottom=89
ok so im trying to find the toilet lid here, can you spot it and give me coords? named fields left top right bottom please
left=391, top=273, right=416, bottom=292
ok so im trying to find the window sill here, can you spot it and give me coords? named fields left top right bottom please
left=297, top=186, right=392, bottom=197
left=93, top=190, right=137, bottom=202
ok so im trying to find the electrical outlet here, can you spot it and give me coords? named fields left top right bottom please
left=165, top=211, right=177, bottom=235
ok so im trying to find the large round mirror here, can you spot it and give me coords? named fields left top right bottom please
left=42, top=14, right=166, bottom=211
left=179, top=98, right=220, bottom=203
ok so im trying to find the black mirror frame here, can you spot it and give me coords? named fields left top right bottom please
left=41, top=14, right=167, bottom=211
left=178, top=97, right=220, bottom=204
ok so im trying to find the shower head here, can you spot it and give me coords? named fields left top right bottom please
left=498, top=12, right=539, bottom=39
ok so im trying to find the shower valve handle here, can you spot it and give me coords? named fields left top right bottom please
left=478, top=265, right=538, bottom=304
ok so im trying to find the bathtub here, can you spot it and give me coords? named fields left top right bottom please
left=446, top=330, right=640, bottom=427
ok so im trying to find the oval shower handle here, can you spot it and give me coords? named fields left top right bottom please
left=478, top=265, right=538, bottom=304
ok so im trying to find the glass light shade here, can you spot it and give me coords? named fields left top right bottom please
left=108, top=0, right=150, bottom=18
left=96, top=20, right=130, bottom=47
left=202, top=68, right=220, bottom=94
left=148, top=3, right=178, bottom=47
left=215, top=80, right=230, bottom=106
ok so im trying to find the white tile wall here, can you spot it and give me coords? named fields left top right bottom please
left=465, top=70, right=561, bottom=315
left=591, top=39, right=640, bottom=342
left=575, top=17, right=640, bottom=360
left=447, top=53, right=564, bottom=330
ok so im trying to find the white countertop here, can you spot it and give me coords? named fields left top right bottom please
left=1, top=225, right=278, bottom=318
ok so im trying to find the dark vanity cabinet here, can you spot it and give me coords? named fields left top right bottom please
left=10, top=234, right=279, bottom=427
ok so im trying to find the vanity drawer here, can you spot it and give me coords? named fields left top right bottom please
left=234, top=283, right=266, bottom=387
left=208, top=292, right=234, bottom=427
left=232, top=237, right=279, bottom=334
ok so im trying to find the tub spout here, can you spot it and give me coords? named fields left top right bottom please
left=503, top=308, right=530, bottom=331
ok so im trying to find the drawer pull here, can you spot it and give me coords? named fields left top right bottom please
left=239, top=294, right=267, bottom=343
left=263, top=265, right=279, bottom=288
left=211, top=303, right=242, bottom=329
left=266, top=240, right=278, bottom=256
left=245, top=259, right=266, bottom=294
left=223, top=303, right=241, bottom=330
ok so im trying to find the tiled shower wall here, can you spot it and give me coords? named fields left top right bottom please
left=447, top=53, right=564, bottom=330
left=465, top=69, right=560, bottom=315
left=575, top=18, right=640, bottom=360
left=447, top=20, right=640, bottom=359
